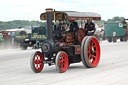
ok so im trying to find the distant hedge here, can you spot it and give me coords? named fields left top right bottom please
left=0, top=20, right=45, bottom=30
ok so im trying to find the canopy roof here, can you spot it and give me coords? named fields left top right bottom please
left=40, top=11, right=101, bottom=21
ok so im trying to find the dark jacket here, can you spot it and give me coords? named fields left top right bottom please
left=70, top=22, right=78, bottom=32
left=85, top=22, right=95, bottom=35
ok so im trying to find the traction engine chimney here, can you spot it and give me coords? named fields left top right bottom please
left=45, top=8, right=53, bottom=40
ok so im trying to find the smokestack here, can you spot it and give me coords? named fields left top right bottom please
left=45, top=8, right=53, bottom=40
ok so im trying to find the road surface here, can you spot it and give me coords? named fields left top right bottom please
left=0, top=40, right=128, bottom=85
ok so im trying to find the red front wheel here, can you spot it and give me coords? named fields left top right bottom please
left=30, top=51, right=44, bottom=73
left=56, top=51, right=69, bottom=73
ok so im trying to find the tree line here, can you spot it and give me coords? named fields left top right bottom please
left=0, top=16, right=125, bottom=30
left=0, top=20, right=45, bottom=30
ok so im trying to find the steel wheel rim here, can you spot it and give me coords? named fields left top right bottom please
left=59, top=52, right=68, bottom=72
left=34, top=53, right=44, bottom=71
left=87, top=37, right=100, bottom=66
left=81, top=36, right=89, bottom=67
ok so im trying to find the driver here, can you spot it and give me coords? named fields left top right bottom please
left=84, top=20, right=95, bottom=36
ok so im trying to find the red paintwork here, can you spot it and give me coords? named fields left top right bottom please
left=77, top=28, right=85, bottom=43
left=2, top=33, right=8, bottom=39
left=66, top=33, right=74, bottom=42
left=59, top=52, right=68, bottom=72
left=87, top=38, right=100, bottom=66
left=75, top=46, right=81, bottom=54
left=68, top=17, right=101, bottom=20
left=34, top=53, right=44, bottom=71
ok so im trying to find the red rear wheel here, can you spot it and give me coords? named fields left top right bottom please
left=30, top=51, right=44, bottom=73
left=81, top=36, right=100, bottom=68
left=56, top=51, right=68, bottom=73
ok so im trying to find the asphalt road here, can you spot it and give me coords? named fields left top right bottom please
left=0, top=40, right=128, bottom=85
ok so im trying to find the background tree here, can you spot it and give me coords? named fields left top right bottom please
left=107, top=16, right=124, bottom=22
left=0, top=20, right=45, bottom=30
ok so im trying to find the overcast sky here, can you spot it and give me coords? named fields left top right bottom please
left=0, top=0, right=128, bottom=21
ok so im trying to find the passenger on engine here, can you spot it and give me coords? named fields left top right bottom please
left=69, top=20, right=78, bottom=32
left=84, top=20, right=95, bottom=36
left=56, top=19, right=65, bottom=33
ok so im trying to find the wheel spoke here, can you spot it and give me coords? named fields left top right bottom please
left=89, top=57, right=93, bottom=63
left=61, top=64, right=64, bottom=69
left=91, top=55, right=95, bottom=58
left=88, top=52, right=91, bottom=57
left=87, top=50, right=90, bottom=53
left=92, top=44, right=95, bottom=48
left=60, top=64, right=64, bottom=69
left=88, top=55, right=91, bottom=60
left=61, top=55, right=64, bottom=60
left=59, top=59, right=63, bottom=64
left=93, top=51, right=96, bottom=53
left=91, top=41, right=94, bottom=47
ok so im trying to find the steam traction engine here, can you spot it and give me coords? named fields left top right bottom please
left=30, top=8, right=101, bottom=73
